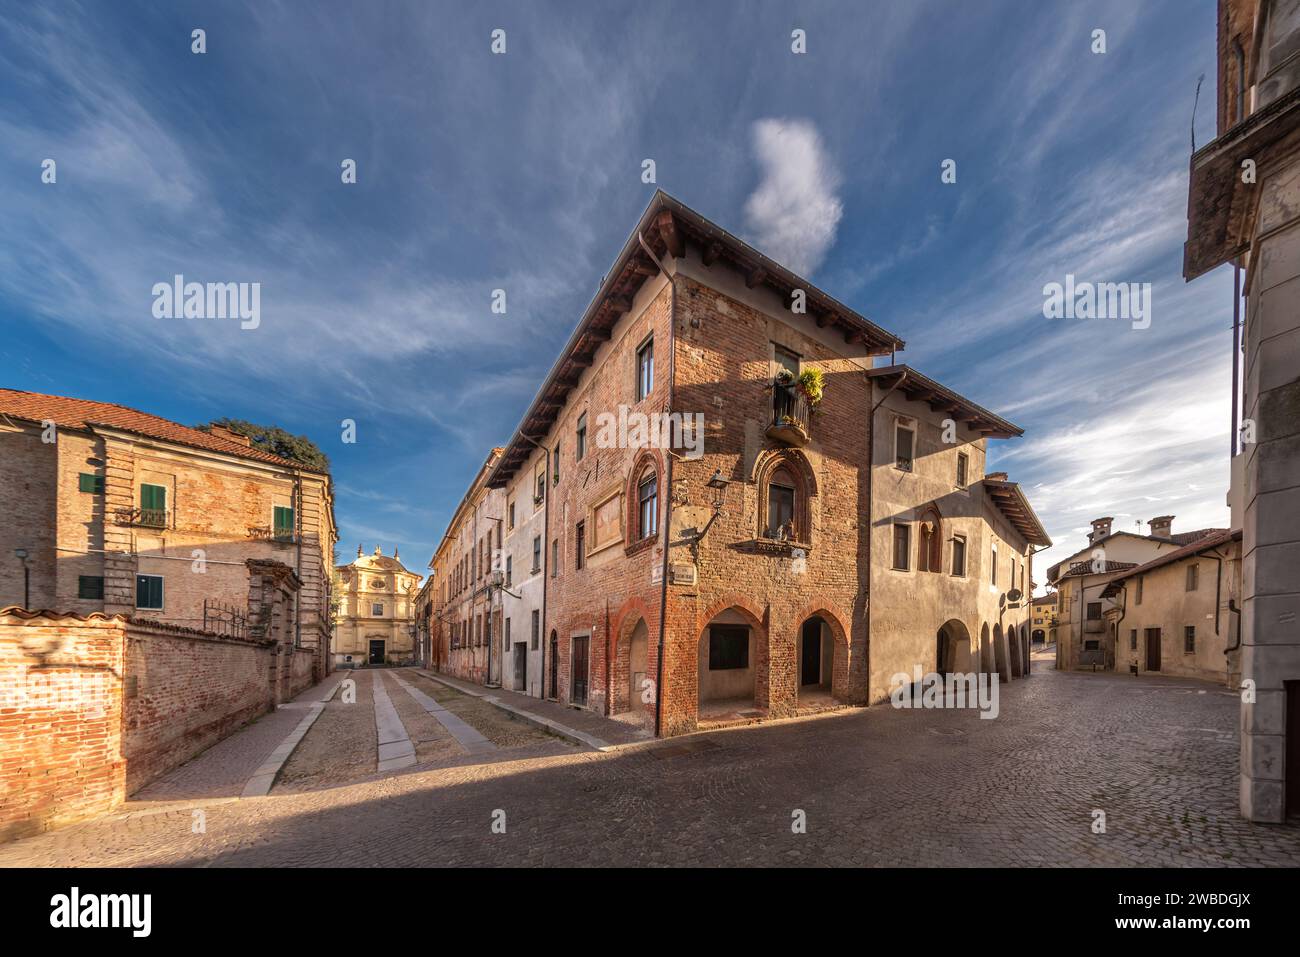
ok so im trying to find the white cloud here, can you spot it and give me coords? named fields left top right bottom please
left=743, top=118, right=842, bottom=275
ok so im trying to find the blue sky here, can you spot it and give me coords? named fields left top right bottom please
left=0, top=1, right=1234, bottom=582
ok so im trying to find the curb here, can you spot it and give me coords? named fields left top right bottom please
left=241, top=677, right=343, bottom=797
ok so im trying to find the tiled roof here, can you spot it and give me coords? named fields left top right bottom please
left=1170, top=528, right=1222, bottom=545
left=1060, top=559, right=1138, bottom=580
left=1103, top=529, right=1239, bottom=587
left=0, top=389, right=321, bottom=473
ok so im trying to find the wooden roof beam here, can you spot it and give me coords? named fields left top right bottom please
left=656, top=210, right=684, bottom=259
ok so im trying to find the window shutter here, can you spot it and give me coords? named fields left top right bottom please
left=274, top=506, right=294, bottom=539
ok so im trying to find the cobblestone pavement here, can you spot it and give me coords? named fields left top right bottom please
left=3, top=662, right=1299, bottom=867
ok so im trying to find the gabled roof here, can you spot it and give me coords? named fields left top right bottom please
left=865, top=365, right=1023, bottom=439
left=981, top=478, right=1051, bottom=547
left=1099, top=529, right=1239, bottom=597
left=487, top=191, right=906, bottom=488
left=0, top=388, right=323, bottom=473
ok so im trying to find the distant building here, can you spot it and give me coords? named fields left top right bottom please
left=1046, top=516, right=1220, bottom=671
left=333, top=545, right=421, bottom=666
left=1098, top=529, right=1243, bottom=685
left=1029, top=594, right=1056, bottom=643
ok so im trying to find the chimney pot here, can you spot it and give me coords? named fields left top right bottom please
left=1149, top=515, right=1175, bottom=539
left=1089, top=516, right=1114, bottom=544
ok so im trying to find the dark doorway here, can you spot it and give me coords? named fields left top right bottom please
left=1286, top=681, right=1300, bottom=817
left=514, top=642, right=527, bottom=692
left=571, top=634, right=590, bottom=706
left=1144, top=628, right=1161, bottom=672
left=549, top=632, right=558, bottom=699
left=801, top=619, right=821, bottom=686
left=368, top=639, right=385, bottom=665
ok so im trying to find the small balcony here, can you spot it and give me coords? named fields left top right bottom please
left=766, top=383, right=810, bottom=447
left=114, top=507, right=169, bottom=528
left=247, top=525, right=297, bottom=545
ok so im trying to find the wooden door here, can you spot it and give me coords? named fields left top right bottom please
left=1144, top=628, right=1161, bottom=672
left=571, top=635, right=589, bottom=706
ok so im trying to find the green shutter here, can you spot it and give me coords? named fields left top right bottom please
left=78, top=473, right=103, bottom=494
left=78, top=576, right=104, bottom=599
left=140, top=484, right=166, bottom=509
left=135, top=575, right=162, bottom=609
left=273, top=506, right=294, bottom=540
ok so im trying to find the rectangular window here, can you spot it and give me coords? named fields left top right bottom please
left=895, top=425, right=914, bottom=471
left=1086, top=602, right=1102, bottom=620
left=535, top=473, right=545, bottom=504
left=551, top=539, right=559, bottom=577
left=505, top=617, right=512, bottom=646
left=951, top=535, right=967, bottom=577
left=576, top=413, right=587, bottom=461
left=1184, top=626, right=1196, bottom=653
left=575, top=521, right=585, bottom=570
left=1130, top=629, right=1138, bottom=651
left=775, top=345, right=800, bottom=378
left=506, top=554, right=513, bottom=587
left=372, top=602, right=384, bottom=616
left=638, top=473, right=658, bottom=539
left=1186, top=563, right=1199, bottom=591
left=709, top=625, right=750, bottom=671
left=956, top=453, right=968, bottom=488
left=767, top=481, right=795, bottom=539
left=139, top=483, right=167, bottom=527
left=892, top=523, right=910, bottom=570
left=78, top=575, right=104, bottom=600
left=273, top=505, right=294, bottom=542
left=78, top=472, right=103, bottom=494
left=636, top=336, right=654, bottom=401
left=1135, top=576, right=1143, bottom=604
left=135, top=574, right=163, bottom=610
left=508, top=501, right=515, bottom=529
left=991, top=544, right=998, bottom=586
left=531, top=609, right=540, bottom=651
left=532, top=536, right=541, bottom=574
left=553, top=443, right=561, bottom=485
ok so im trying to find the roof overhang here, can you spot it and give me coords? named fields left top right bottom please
left=865, top=365, right=1023, bottom=439
left=486, top=191, right=906, bottom=488
left=1184, top=85, right=1300, bottom=280
left=981, top=479, right=1051, bottom=548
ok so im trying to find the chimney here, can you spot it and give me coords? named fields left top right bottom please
left=986, top=471, right=1008, bottom=482
left=1149, top=515, right=1174, bottom=539
left=210, top=424, right=252, bottom=447
left=1089, top=516, right=1114, bottom=544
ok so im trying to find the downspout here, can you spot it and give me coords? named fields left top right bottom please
left=639, top=229, right=674, bottom=738
left=293, top=471, right=302, bottom=651
left=1113, top=583, right=1129, bottom=673
left=1209, top=546, right=1224, bottom=636
left=1231, top=265, right=1241, bottom=457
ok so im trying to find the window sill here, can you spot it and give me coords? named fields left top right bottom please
left=624, top=536, right=656, bottom=558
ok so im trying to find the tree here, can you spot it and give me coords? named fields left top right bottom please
left=196, top=418, right=330, bottom=472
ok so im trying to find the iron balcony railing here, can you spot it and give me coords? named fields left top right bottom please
left=114, top=507, right=169, bottom=528
left=767, top=383, right=811, bottom=445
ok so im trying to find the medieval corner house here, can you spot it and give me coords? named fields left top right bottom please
left=0, top=390, right=337, bottom=838
left=423, top=191, right=1050, bottom=737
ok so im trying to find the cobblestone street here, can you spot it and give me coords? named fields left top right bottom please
left=3, top=660, right=1299, bottom=868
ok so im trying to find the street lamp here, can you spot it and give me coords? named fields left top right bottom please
left=14, top=548, right=29, bottom=610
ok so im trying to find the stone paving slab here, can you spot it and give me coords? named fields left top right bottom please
left=391, top=671, right=496, bottom=754
left=416, top=669, right=652, bottom=749
left=372, top=671, right=417, bottom=772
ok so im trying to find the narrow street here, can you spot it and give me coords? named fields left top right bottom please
left=2, top=661, right=1298, bottom=868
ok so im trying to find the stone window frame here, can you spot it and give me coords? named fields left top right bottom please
left=916, top=504, right=943, bottom=574
left=622, top=448, right=664, bottom=557
left=893, top=416, right=916, bottom=472
left=755, top=448, right=816, bottom=546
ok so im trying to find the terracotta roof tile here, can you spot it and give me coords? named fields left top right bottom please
left=0, top=389, right=323, bottom=473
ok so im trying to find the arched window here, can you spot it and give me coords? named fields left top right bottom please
left=756, top=450, right=815, bottom=543
left=917, top=505, right=942, bottom=573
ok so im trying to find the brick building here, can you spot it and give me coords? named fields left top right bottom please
left=429, top=192, right=1048, bottom=735
left=1183, top=0, right=1300, bottom=821
left=333, top=545, right=422, bottom=667
left=0, top=390, right=337, bottom=673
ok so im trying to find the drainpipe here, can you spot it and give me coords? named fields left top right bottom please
left=638, top=229, right=675, bottom=739
left=1231, top=265, right=1241, bottom=457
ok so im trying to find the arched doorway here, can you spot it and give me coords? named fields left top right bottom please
left=699, top=606, right=764, bottom=720
left=797, top=615, right=834, bottom=705
left=935, top=620, right=973, bottom=674
left=548, top=630, right=558, bottom=700
left=627, top=618, right=650, bottom=716
left=1032, top=628, right=1045, bottom=643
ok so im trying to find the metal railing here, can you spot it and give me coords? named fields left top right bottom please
left=769, top=383, right=810, bottom=440
left=203, top=599, right=248, bottom=639
left=114, top=507, right=169, bottom=528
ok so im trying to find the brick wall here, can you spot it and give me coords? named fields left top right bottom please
left=0, top=609, right=126, bottom=842
left=122, top=619, right=274, bottom=793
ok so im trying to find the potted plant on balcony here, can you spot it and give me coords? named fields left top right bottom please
left=796, top=368, right=824, bottom=407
